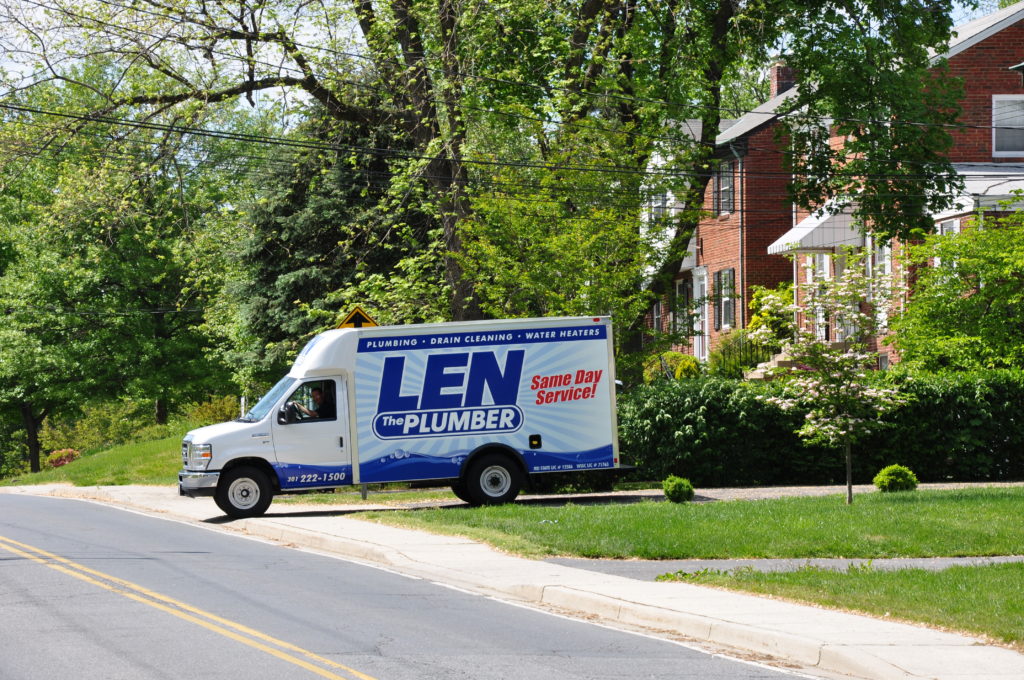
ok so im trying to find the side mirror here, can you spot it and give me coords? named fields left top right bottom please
left=278, top=403, right=298, bottom=425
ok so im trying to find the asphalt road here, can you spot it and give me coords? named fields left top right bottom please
left=0, top=495, right=806, bottom=680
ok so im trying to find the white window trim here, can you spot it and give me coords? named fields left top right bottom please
left=992, top=95, right=1024, bottom=158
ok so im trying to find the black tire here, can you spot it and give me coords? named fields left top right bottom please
left=215, top=465, right=273, bottom=519
left=464, top=453, right=523, bottom=505
left=450, top=479, right=474, bottom=504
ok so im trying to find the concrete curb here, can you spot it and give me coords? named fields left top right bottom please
left=8, top=484, right=1024, bottom=680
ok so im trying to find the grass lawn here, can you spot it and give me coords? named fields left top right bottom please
left=361, top=487, right=1024, bottom=559
left=663, top=563, right=1024, bottom=652
left=0, top=435, right=184, bottom=487
left=363, top=487, right=1024, bottom=650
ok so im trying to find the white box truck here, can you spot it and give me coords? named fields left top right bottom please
left=179, top=316, right=620, bottom=518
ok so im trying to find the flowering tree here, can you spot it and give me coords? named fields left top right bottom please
left=765, top=247, right=904, bottom=504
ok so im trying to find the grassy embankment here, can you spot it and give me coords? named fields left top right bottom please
left=5, top=438, right=1022, bottom=648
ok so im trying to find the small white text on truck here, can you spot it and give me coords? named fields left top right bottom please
left=179, top=316, right=620, bottom=518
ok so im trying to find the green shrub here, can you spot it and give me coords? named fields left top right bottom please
left=618, top=369, right=1024, bottom=487
left=183, top=395, right=241, bottom=426
left=618, top=377, right=832, bottom=486
left=40, top=400, right=153, bottom=453
left=642, top=352, right=683, bottom=383
left=860, top=369, right=1024, bottom=481
left=747, top=282, right=795, bottom=350
left=674, top=355, right=701, bottom=379
left=0, top=450, right=28, bottom=479
left=873, top=464, right=919, bottom=492
left=663, top=475, right=695, bottom=503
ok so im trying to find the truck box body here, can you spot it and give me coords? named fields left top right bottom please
left=179, top=316, right=619, bottom=517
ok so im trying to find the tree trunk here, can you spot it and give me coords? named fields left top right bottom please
left=155, top=397, right=169, bottom=426
left=20, top=402, right=43, bottom=473
left=845, top=438, right=853, bottom=505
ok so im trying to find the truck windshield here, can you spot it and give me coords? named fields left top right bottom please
left=240, top=377, right=296, bottom=422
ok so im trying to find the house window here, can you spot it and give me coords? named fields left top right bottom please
left=713, top=268, right=735, bottom=331
left=935, top=219, right=960, bottom=269
left=650, top=192, right=669, bottom=222
left=806, top=253, right=831, bottom=283
left=993, top=96, right=1024, bottom=157
left=673, top=278, right=693, bottom=334
left=874, top=240, right=892, bottom=277
left=652, top=299, right=662, bottom=332
left=805, top=254, right=830, bottom=341
left=715, top=161, right=735, bottom=215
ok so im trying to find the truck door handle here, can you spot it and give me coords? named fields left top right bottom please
left=339, top=437, right=344, bottom=448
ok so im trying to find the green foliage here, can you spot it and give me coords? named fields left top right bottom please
left=860, top=369, right=1024, bottom=481
left=0, top=449, right=28, bottom=479
left=40, top=400, right=156, bottom=454
left=642, top=351, right=700, bottom=383
left=674, top=355, right=702, bottom=380
left=893, top=205, right=1024, bottom=371
left=746, top=282, right=794, bottom=350
left=662, top=475, right=695, bottom=503
left=182, top=396, right=241, bottom=428
left=38, top=395, right=237, bottom=456
left=873, top=464, right=919, bottom=492
left=618, top=377, right=829, bottom=486
left=228, top=110, right=444, bottom=384
left=618, top=371, right=1024, bottom=486
left=766, top=247, right=902, bottom=502
left=782, top=3, right=962, bottom=244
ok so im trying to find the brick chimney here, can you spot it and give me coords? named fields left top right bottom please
left=770, top=61, right=795, bottom=99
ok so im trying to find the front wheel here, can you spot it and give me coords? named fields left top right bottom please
left=464, top=454, right=523, bottom=505
left=215, top=466, right=273, bottom=519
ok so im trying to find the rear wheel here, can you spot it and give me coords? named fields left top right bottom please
left=465, top=454, right=523, bottom=505
left=450, top=479, right=474, bottom=504
left=215, top=466, right=273, bottom=519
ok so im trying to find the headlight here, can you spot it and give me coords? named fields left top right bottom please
left=184, top=442, right=213, bottom=471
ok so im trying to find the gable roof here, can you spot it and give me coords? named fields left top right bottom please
left=716, top=88, right=797, bottom=146
left=940, top=0, right=1024, bottom=62
left=716, top=3, right=1024, bottom=148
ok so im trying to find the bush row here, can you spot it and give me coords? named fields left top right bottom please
left=617, top=370, right=1024, bottom=486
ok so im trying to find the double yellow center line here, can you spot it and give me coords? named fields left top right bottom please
left=0, top=534, right=378, bottom=680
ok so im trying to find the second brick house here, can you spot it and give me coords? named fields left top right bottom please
left=654, top=2, right=1024, bottom=365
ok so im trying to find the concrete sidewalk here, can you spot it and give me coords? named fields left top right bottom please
left=5, top=483, right=1022, bottom=680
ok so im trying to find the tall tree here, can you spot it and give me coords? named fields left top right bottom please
left=893, top=206, right=1024, bottom=371
left=229, top=108, right=442, bottom=383
left=0, top=0, right=965, bottom=334
left=0, top=67, right=249, bottom=468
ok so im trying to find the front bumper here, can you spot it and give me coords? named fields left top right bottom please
left=178, top=470, right=220, bottom=498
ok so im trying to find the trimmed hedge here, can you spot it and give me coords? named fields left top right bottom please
left=618, top=371, right=1024, bottom=487
left=859, top=370, right=1024, bottom=482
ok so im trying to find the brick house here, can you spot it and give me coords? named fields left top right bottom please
left=652, top=2, right=1024, bottom=365
left=649, top=64, right=798, bottom=361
